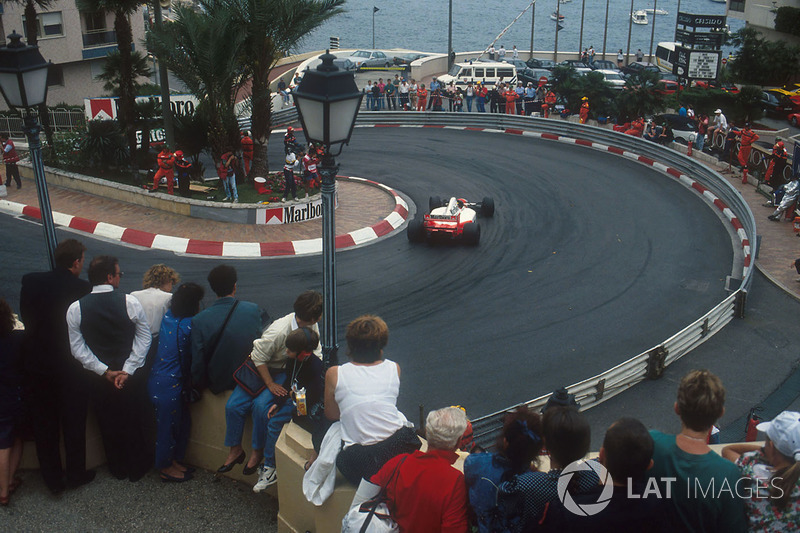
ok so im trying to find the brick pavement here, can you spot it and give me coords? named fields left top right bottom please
left=1, top=177, right=395, bottom=243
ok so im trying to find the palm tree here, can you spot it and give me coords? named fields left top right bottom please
left=210, top=0, right=345, bottom=178
left=96, top=49, right=152, bottom=96
left=76, top=0, right=143, bottom=164
left=147, top=6, right=246, bottom=158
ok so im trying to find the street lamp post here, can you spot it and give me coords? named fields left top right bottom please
left=292, top=51, right=362, bottom=370
left=0, top=31, right=56, bottom=269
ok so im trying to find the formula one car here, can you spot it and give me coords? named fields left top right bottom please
left=407, top=196, right=494, bottom=245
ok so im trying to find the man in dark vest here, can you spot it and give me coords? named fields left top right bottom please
left=19, top=239, right=93, bottom=494
left=66, top=255, right=152, bottom=481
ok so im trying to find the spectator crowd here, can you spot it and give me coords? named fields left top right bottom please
left=1, top=238, right=800, bottom=533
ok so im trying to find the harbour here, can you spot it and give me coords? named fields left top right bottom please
left=301, top=0, right=743, bottom=59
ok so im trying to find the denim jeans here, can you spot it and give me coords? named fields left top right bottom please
left=224, top=377, right=283, bottom=450
left=695, top=133, right=705, bottom=152
left=263, top=401, right=294, bottom=468
left=465, top=96, right=474, bottom=112
left=223, top=173, right=238, bottom=200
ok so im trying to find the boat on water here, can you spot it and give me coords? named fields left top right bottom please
left=644, top=8, right=668, bottom=15
left=631, top=10, right=648, bottom=25
left=550, top=12, right=565, bottom=22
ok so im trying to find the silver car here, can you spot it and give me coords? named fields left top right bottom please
left=347, top=50, right=393, bottom=70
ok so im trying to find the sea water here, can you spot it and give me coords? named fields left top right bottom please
left=300, top=0, right=744, bottom=57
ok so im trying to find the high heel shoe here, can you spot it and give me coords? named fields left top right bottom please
left=243, top=460, right=262, bottom=476
left=217, top=451, right=245, bottom=473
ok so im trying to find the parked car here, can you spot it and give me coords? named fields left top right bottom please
left=347, top=49, right=393, bottom=69
left=769, top=83, right=800, bottom=97
left=621, top=61, right=660, bottom=78
left=652, top=80, right=682, bottom=95
left=761, top=91, right=799, bottom=117
left=693, top=80, right=739, bottom=94
left=517, top=68, right=552, bottom=87
left=501, top=58, right=529, bottom=70
left=659, top=71, right=679, bottom=82
left=594, top=69, right=627, bottom=90
left=590, top=59, right=619, bottom=71
left=392, top=52, right=427, bottom=68
left=560, top=59, right=592, bottom=69
left=438, top=61, right=517, bottom=89
left=526, top=57, right=557, bottom=70
left=652, top=114, right=697, bottom=144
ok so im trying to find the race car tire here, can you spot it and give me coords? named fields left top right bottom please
left=429, top=196, right=443, bottom=212
left=463, top=222, right=480, bottom=245
left=407, top=218, right=425, bottom=243
left=481, top=197, right=495, bottom=217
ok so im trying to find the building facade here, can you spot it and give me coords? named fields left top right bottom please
left=728, top=0, right=800, bottom=45
left=0, top=1, right=147, bottom=108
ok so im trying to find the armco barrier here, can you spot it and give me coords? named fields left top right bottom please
left=338, top=111, right=756, bottom=449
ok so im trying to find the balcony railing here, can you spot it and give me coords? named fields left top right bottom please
left=82, top=29, right=117, bottom=48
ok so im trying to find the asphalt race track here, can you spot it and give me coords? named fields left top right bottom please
left=1, top=127, right=737, bottom=421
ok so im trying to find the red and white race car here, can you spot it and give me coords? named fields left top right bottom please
left=407, top=196, right=494, bottom=245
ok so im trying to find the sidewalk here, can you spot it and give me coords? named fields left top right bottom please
left=693, top=149, right=800, bottom=300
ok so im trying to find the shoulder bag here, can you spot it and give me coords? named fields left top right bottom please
left=342, top=456, right=408, bottom=533
left=196, top=300, right=239, bottom=391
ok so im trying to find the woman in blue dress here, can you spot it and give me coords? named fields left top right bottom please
left=147, top=282, right=204, bottom=482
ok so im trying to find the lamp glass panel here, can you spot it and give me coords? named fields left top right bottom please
left=0, top=72, right=23, bottom=108
left=328, top=98, right=361, bottom=145
left=21, top=67, right=48, bottom=107
left=296, top=97, right=325, bottom=143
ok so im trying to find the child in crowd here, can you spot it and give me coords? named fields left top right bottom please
left=723, top=411, right=800, bottom=532
left=253, top=327, right=323, bottom=492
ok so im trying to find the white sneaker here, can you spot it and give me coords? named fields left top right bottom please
left=253, top=465, right=277, bottom=493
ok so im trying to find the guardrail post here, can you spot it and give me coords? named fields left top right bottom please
left=595, top=378, right=606, bottom=402
left=646, top=346, right=668, bottom=380
left=700, top=317, right=709, bottom=338
left=735, top=290, right=747, bottom=319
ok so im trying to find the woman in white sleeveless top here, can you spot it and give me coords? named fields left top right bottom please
left=324, top=315, right=420, bottom=485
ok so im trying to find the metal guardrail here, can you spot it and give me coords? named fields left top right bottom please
left=334, top=111, right=756, bottom=449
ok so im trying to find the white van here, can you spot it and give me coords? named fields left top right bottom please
left=438, top=61, right=518, bottom=88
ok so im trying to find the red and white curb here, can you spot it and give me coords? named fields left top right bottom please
left=354, top=123, right=754, bottom=280
left=0, top=176, right=409, bottom=258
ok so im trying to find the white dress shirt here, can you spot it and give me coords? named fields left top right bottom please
left=66, top=285, right=151, bottom=376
